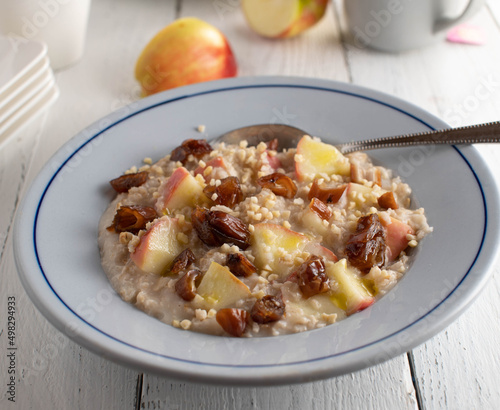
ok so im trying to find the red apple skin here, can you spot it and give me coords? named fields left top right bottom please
left=278, top=0, right=329, bottom=38
left=306, top=242, right=338, bottom=262
left=156, top=167, right=206, bottom=213
left=135, top=17, right=237, bottom=96
left=130, top=218, right=182, bottom=275
left=348, top=298, right=375, bottom=316
left=194, top=156, right=227, bottom=180
left=381, top=217, right=414, bottom=261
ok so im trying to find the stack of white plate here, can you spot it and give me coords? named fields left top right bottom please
left=0, top=36, right=59, bottom=150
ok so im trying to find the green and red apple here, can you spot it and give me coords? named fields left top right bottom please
left=135, top=17, right=237, bottom=96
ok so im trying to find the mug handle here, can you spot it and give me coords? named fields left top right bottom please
left=434, top=0, right=483, bottom=33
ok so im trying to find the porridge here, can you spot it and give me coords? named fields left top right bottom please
left=98, top=135, right=432, bottom=337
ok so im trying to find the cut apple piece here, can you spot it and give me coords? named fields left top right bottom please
left=326, top=259, right=375, bottom=315
left=242, top=0, right=328, bottom=38
left=156, top=167, right=208, bottom=213
left=130, top=217, right=183, bottom=275
left=346, top=182, right=379, bottom=207
left=301, top=207, right=329, bottom=236
left=295, top=135, right=350, bottom=181
left=251, top=223, right=309, bottom=279
left=380, top=216, right=414, bottom=261
left=305, top=242, right=338, bottom=262
left=194, top=156, right=228, bottom=181
left=196, top=262, right=251, bottom=309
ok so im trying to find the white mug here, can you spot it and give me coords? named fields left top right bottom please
left=344, top=0, right=484, bottom=52
left=0, top=0, right=91, bottom=70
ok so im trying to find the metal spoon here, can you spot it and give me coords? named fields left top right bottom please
left=212, top=121, right=500, bottom=154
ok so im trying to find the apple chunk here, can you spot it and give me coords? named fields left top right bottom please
left=326, top=259, right=375, bottom=315
left=242, top=0, right=328, bottom=38
left=295, top=135, right=350, bottom=181
left=130, top=218, right=183, bottom=275
left=196, top=262, right=251, bottom=309
left=380, top=216, right=414, bottom=261
left=156, top=167, right=208, bottom=214
left=251, top=223, right=309, bottom=279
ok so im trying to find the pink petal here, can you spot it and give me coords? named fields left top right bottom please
left=447, top=24, right=486, bottom=45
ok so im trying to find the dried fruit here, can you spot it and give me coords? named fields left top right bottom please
left=308, top=179, right=347, bottom=204
left=107, top=205, right=157, bottom=233
left=175, top=269, right=202, bottom=301
left=309, top=198, right=332, bottom=221
left=109, top=171, right=148, bottom=193
left=226, top=253, right=257, bottom=277
left=192, top=207, right=250, bottom=249
left=170, top=139, right=212, bottom=164
left=296, top=255, right=330, bottom=298
left=377, top=192, right=398, bottom=209
left=257, top=172, right=297, bottom=199
left=203, top=176, right=244, bottom=208
left=250, top=294, right=285, bottom=324
left=216, top=308, right=249, bottom=337
left=170, top=248, right=196, bottom=275
left=345, top=213, right=387, bottom=272
left=266, top=138, right=279, bottom=151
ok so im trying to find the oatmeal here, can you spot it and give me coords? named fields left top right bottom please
left=98, top=135, right=432, bottom=337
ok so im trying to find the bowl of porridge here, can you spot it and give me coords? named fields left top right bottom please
left=13, top=77, right=500, bottom=385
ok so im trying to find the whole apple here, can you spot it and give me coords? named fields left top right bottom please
left=135, top=17, right=237, bottom=96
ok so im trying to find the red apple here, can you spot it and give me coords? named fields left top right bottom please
left=130, top=218, right=183, bottom=275
left=156, top=167, right=208, bottom=214
left=194, top=156, right=228, bottom=181
left=242, top=0, right=328, bottom=38
left=381, top=217, right=414, bottom=261
left=135, top=17, right=237, bottom=96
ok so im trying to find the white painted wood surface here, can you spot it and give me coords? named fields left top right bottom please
left=1, top=0, right=499, bottom=408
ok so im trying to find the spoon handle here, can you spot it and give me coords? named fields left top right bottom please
left=337, top=121, right=500, bottom=154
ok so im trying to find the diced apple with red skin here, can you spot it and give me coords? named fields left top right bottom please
left=130, top=217, right=183, bottom=275
left=305, top=242, right=338, bottom=263
left=266, top=152, right=281, bottom=170
left=251, top=223, right=309, bottom=279
left=326, top=259, right=375, bottom=315
left=156, top=166, right=208, bottom=214
left=194, top=156, right=228, bottom=181
left=295, top=135, right=350, bottom=181
left=380, top=216, right=414, bottom=261
left=301, top=207, right=329, bottom=236
left=196, top=262, right=251, bottom=309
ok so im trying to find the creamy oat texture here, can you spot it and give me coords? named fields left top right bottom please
left=98, top=136, right=432, bottom=337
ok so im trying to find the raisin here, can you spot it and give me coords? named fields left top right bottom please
left=208, top=210, right=250, bottom=249
left=192, top=207, right=250, bottom=249
left=308, top=179, right=347, bottom=204
left=216, top=308, right=249, bottom=337
left=257, top=172, right=297, bottom=199
left=296, top=256, right=330, bottom=298
left=175, top=269, right=202, bottom=301
left=226, top=253, right=257, bottom=277
left=251, top=294, right=285, bottom=324
left=377, top=192, right=398, bottom=209
left=170, top=139, right=212, bottom=165
left=309, top=198, right=332, bottom=221
left=170, top=248, right=196, bottom=275
left=203, top=176, right=243, bottom=208
left=109, top=171, right=148, bottom=193
left=107, top=205, right=157, bottom=234
left=345, top=213, right=387, bottom=273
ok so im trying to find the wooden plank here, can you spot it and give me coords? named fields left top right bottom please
left=139, top=2, right=417, bottom=409
left=0, top=0, right=177, bottom=409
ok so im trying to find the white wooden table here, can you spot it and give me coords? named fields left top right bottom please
left=2, top=0, right=500, bottom=408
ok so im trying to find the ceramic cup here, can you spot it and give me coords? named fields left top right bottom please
left=344, top=0, right=484, bottom=52
left=0, top=0, right=91, bottom=70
